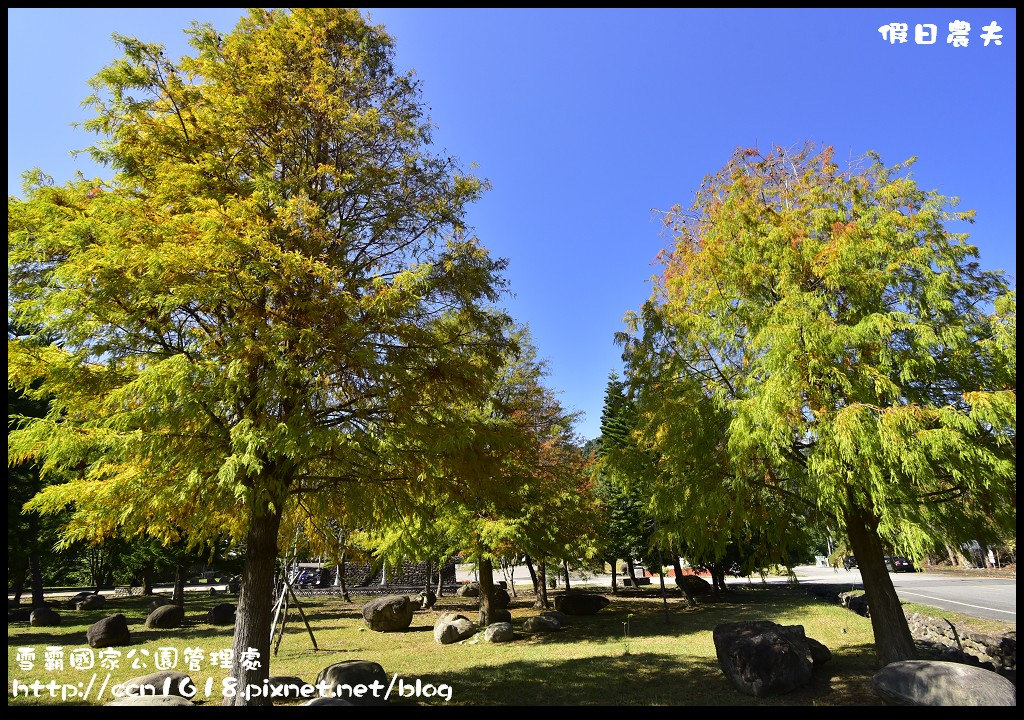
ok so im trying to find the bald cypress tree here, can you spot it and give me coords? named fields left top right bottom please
left=622, top=144, right=1016, bottom=665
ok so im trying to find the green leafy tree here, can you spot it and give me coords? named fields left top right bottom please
left=621, top=143, right=1015, bottom=665
left=8, top=9, right=512, bottom=703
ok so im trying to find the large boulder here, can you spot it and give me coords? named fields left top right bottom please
left=267, top=676, right=310, bottom=702
left=30, top=606, right=62, bottom=627
left=553, top=592, right=609, bottom=615
left=484, top=622, right=514, bottom=643
left=145, top=604, right=185, bottom=629
left=304, top=697, right=354, bottom=706
left=713, top=621, right=830, bottom=697
left=418, top=590, right=437, bottom=610
left=434, top=612, right=476, bottom=644
left=315, top=660, right=388, bottom=706
left=207, top=603, right=236, bottom=625
left=362, top=595, right=414, bottom=632
left=106, top=695, right=193, bottom=706
left=523, top=614, right=562, bottom=632
left=839, top=591, right=870, bottom=617
left=872, top=660, right=1016, bottom=706
left=9, top=607, right=33, bottom=622
left=87, top=614, right=131, bottom=648
left=113, top=671, right=195, bottom=698
left=491, top=588, right=511, bottom=610
left=490, top=609, right=513, bottom=624
left=149, top=597, right=174, bottom=613
left=77, top=594, right=107, bottom=610
left=678, top=574, right=714, bottom=597
left=456, top=583, right=480, bottom=598
left=541, top=610, right=568, bottom=626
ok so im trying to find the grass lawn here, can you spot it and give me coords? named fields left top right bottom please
left=8, top=585, right=884, bottom=706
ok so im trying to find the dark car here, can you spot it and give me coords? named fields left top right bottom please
left=884, top=556, right=915, bottom=573
left=842, top=556, right=858, bottom=570
left=295, top=569, right=319, bottom=587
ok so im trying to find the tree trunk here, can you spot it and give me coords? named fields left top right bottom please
left=10, top=556, right=27, bottom=604
left=172, top=564, right=187, bottom=605
left=436, top=559, right=444, bottom=598
left=524, top=554, right=539, bottom=596
left=562, top=560, right=571, bottom=591
left=478, top=555, right=496, bottom=626
left=226, top=503, right=283, bottom=706
left=670, top=555, right=695, bottom=605
left=845, top=502, right=916, bottom=666
left=142, top=561, right=155, bottom=596
left=610, top=559, right=618, bottom=594
left=506, top=562, right=517, bottom=597
left=30, top=553, right=45, bottom=608
left=338, top=551, right=351, bottom=603
left=656, top=548, right=670, bottom=623
left=424, top=560, right=433, bottom=593
left=626, top=556, right=640, bottom=588
left=535, top=559, right=549, bottom=609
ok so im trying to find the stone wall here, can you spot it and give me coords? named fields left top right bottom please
left=805, top=585, right=1015, bottom=680
left=334, top=558, right=456, bottom=588
left=904, top=611, right=1016, bottom=676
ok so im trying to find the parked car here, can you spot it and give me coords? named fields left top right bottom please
left=295, top=569, right=319, bottom=587
left=842, top=556, right=858, bottom=570
left=884, top=556, right=915, bottom=573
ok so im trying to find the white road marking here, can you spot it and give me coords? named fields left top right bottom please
left=897, top=590, right=1016, bottom=616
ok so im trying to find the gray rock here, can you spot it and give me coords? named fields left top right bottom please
left=77, top=594, right=106, bottom=610
left=491, top=588, right=511, bottom=610
left=418, top=590, right=437, bottom=609
left=457, top=583, right=480, bottom=597
left=206, top=603, right=235, bottom=625
left=678, top=574, right=714, bottom=597
left=303, top=697, right=354, bottom=706
left=30, top=606, right=61, bottom=627
left=484, top=622, right=514, bottom=643
left=523, top=614, right=562, bottom=632
left=434, top=612, right=476, bottom=644
left=145, top=604, right=184, bottom=629
left=88, top=614, right=131, bottom=648
left=113, top=671, right=195, bottom=698
left=553, top=592, right=609, bottom=615
left=540, top=610, right=568, bottom=625
left=69, top=591, right=96, bottom=604
left=315, top=660, right=388, bottom=706
left=149, top=597, right=174, bottom=613
left=713, top=621, right=829, bottom=697
left=872, top=660, right=1016, bottom=706
left=491, top=609, right=512, bottom=624
left=267, top=676, right=310, bottom=701
left=362, top=595, right=414, bottom=632
left=106, top=695, right=193, bottom=706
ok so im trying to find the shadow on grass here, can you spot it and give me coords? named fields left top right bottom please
left=505, top=586, right=840, bottom=647
left=405, top=642, right=879, bottom=706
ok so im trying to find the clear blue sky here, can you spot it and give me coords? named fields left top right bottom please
left=7, top=9, right=1017, bottom=440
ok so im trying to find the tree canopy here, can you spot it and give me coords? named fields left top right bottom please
left=618, top=143, right=1015, bottom=664
left=8, top=8, right=524, bottom=703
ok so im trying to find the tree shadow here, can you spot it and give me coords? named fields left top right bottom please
left=403, top=643, right=880, bottom=706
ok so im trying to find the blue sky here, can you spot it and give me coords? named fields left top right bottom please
left=7, top=9, right=1016, bottom=440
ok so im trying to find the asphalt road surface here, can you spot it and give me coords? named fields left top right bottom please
left=789, top=565, right=1016, bottom=622
left=460, top=564, right=1016, bottom=623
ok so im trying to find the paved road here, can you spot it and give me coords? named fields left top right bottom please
left=460, top=564, right=1015, bottom=623
left=790, top=565, right=1016, bottom=622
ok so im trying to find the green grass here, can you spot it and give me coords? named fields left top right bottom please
left=8, top=586, right=883, bottom=706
